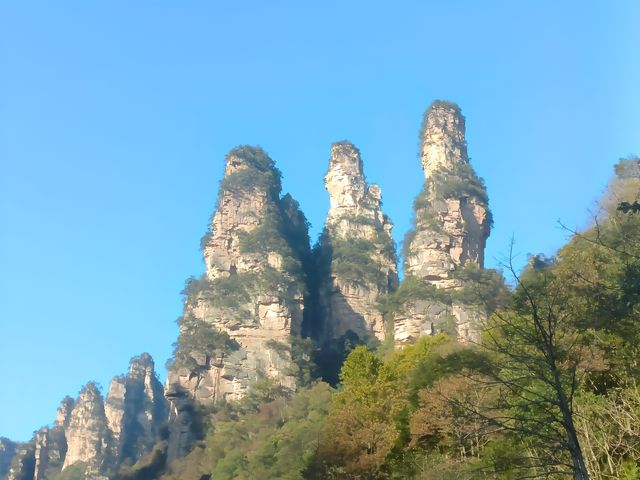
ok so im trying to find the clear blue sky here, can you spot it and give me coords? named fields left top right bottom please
left=1, top=1, right=638, bottom=441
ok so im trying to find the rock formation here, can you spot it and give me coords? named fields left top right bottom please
left=317, top=141, right=398, bottom=342
left=394, top=101, right=491, bottom=345
left=5, top=443, right=34, bottom=480
left=166, top=146, right=309, bottom=407
left=0, top=439, right=19, bottom=480
left=1, top=354, right=167, bottom=480
left=104, top=353, right=168, bottom=465
left=62, top=382, right=112, bottom=475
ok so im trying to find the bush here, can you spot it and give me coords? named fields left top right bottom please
left=378, top=276, right=451, bottom=318
left=431, top=163, right=489, bottom=203
left=169, top=315, right=240, bottom=371
left=330, top=237, right=388, bottom=287
left=450, top=263, right=510, bottom=315
left=218, top=146, right=282, bottom=199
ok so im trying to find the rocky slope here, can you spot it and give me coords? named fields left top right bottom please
left=317, top=141, right=398, bottom=342
left=393, top=101, right=492, bottom=345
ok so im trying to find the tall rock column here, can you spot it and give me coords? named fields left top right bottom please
left=167, top=146, right=309, bottom=407
left=62, top=383, right=111, bottom=477
left=394, top=101, right=492, bottom=345
left=318, top=142, right=398, bottom=342
left=104, top=353, right=168, bottom=465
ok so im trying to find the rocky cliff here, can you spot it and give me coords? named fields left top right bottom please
left=164, top=146, right=310, bottom=459
left=317, top=141, right=398, bottom=342
left=104, top=353, right=168, bottom=466
left=166, top=146, right=309, bottom=405
left=393, top=101, right=492, bottom=345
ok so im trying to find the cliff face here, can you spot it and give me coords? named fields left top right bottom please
left=318, top=142, right=398, bottom=342
left=61, top=383, right=111, bottom=477
left=104, top=353, right=168, bottom=465
left=0, top=439, right=19, bottom=480
left=394, top=102, right=491, bottom=345
left=166, top=146, right=309, bottom=407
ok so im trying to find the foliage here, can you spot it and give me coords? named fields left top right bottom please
left=330, top=237, right=389, bottom=287
left=169, top=315, right=239, bottom=371
left=378, top=275, right=451, bottom=318
left=312, top=337, right=456, bottom=479
left=318, top=213, right=398, bottom=289
left=51, top=463, right=88, bottom=480
left=167, top=382, right=333, bottom=480
left=218, top=146, right=282, bottom=197
left=450, top=263, right=510, bottom=315
left=430, top=163, right=489, bottom=204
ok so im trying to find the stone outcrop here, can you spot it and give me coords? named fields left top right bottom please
left=0, top=439, right=19, bottom=479
left=318, top=141, right=398, bottom=341
left=104, top=353, right=168, bottom=465
left=394, top=101, right=491, bottom=345
left=62, top=383, right=111, bottom=473
left=5, top=443, right=34, bottom=480
left=33, top=427, right=66, bottom=480
left=166, top=146, right=309, bottom=407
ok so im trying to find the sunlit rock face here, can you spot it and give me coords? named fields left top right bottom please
left=395, top=102, right=491, bottom=345
left=166, top=146, right=309, bottom=409
left=318, top=141, right=398, bottom=342
left=62, top=383, right=112, bottom=474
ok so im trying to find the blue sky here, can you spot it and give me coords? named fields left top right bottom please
left=1, top=1, right=638, bottom=441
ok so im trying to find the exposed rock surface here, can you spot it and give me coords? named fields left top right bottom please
left=0, top=439, right=19, bottom=479
left=167, top=146, right=309, bottom=407
left=394, top=101, right=491, bottom=345
left=62, top=383, right=111, bottom=472
left=104, top=353, right=168, bottom=465
left=318, top=142, right=398, bottom=341
left=33, top=427, right=66, bottom=480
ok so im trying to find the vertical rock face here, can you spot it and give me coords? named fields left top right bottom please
left=62, top=383, right=111, bottom=473
left=5, top=443, right=34, bottom=480
left=0, top=438, right=19, bottom=479
left=167, top=146, right=309, bottom=407
left=318, top=142, right=398, bottom=341
left=33, top=427, right=66, bottom=480
left=104, top=353, right=168, bottom=465
left=394, top=102, right=491, bottom=345
left=55, top=397, right=74, bottom=429
left=405, top=102, right=491, bottom=284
